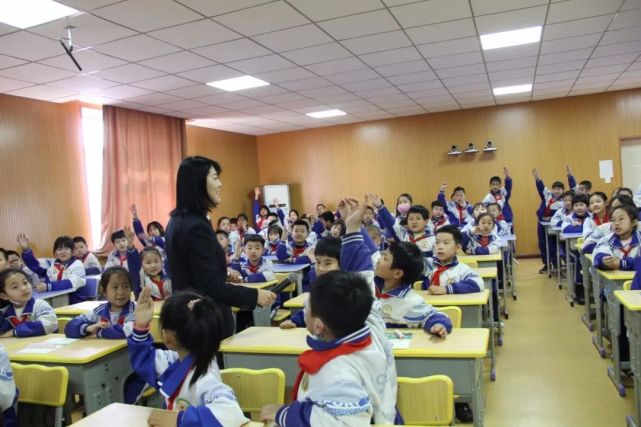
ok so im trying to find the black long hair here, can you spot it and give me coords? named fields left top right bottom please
left=171, top=156, right=222, bottom=216
left=159, top=292, right=225, bottom=386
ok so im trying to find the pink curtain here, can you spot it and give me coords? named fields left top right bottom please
left=97, top=106, right=185, bottom=255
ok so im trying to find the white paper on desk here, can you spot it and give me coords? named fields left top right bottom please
left=599, top=160, right=613, bottom=184
left=388, top=339, right=411, bottom=349
left=43, top=337, right=77, bottom=345
left=16, top=345, right=60, bottom=354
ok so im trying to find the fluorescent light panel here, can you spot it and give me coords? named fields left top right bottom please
left=493, top=84, right=532, bottom=96
left=306, top=109, right=346, bottom=119
left=206, top=76, right=269, bottom=92
left=0, top=0, right=79, bottom=29
left=480, top=26, right=542, bottom=50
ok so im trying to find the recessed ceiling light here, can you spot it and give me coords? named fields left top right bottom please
left=0, top=0, right=79, bottom=29
left=480, top=26, right=542, bottom=50
left=493, top=84, right=532, bottom=96
left=306, top=109, right=347, bottom=119
left=206, top=75, right=269, bottom=92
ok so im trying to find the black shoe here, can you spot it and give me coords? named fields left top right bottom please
left=455, top=402, right=474, bottom=423
left=576, top=285, right=585, bottom=305
left=539, top=266, right=548, bottom=274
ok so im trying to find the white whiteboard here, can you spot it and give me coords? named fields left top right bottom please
left=263, top=184, right=291, bottom=216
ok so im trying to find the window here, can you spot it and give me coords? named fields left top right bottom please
left=80, top=107, right=104, bottom=249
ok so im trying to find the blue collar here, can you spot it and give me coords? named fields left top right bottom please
left=608, top=231, right=641, bottom=249
left=306, top=325, right=371, bottom=351
left=4, top=298, right=35, bottom=320
left=433, top=257, right=459, bottom=267
left=94, top=301, right=134, bottom=321
left=158, top=354, right=195, bottom=399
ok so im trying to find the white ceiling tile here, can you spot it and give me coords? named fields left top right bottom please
left=451, top=89, right=493, bottom=99
left=96, top=84, right=153, bottom=99
left=0, top=32, right=62, bottom=61
left=533, top=79, right=576, bottom=90
left=253, top=25, right=332, bottom=52
left=132, top=75, right=196, bottom=91
left=609, top=80, right=641, bottom=91
left=282, top=43, right=352, bottom=66
left=240, top=85, right=290, bottom=98
left=214, top=2, right=309, bottom=36
left=621, top=0, right=641, bottom=11
left=532, top=91, right=569, bottom=100
left=192, top=38, right=271, bottom=63
left=374, top=59, right=431, bottom=76
left=611, top=8, right=641, bottom=30
left=139, top=51, right=215, bottom=74
left=57, top=0, right=122, bottom=10
left=355, top=86, right=401, bottom=98
left=177, top=0, right=273, bottom=17
left=315, top=93, right=364, bottom=104
left=489, top=67, right=536, bottom=82
left=361, top=47, right=421, bottom=67
left=258, top=92, right=305, bottom=103
left=369, top=93, right=418, bottom=103
left=278, top=98, right=329, bottom=110
left=0, top=22, right=16, bottom=37
left=376, top=98, right=417, bottom=109
left=106, top=100, right=146, bottom=109
left=417, top=37, right=480, bottom=58
left=495, top=94, right=530, bottom=105
left=7, top=84, right=78, bottom=101
left=224, top=98, right=269, bottom=109
left=470, top=0, right=547, bottom=15
left=95, top=63, right=166, bottom=84
left=536, top=60, right=586, bottom=75
left=279, top=77, right=333, bottom=90
left=0, top=76, right=33, bottom=92
left=48, top=75, right=118, bottom=91
left=547, top=0, right=622, bottom=24
left=325, top=68, right=380, bottom=84
left=299, top=85, right=348, bottom=98
left=0, top=63, right=76, bottom=84
left=29, top=14, right=136, bottom=48
left=197, top=92, right=249, bottom=105
left=475, top=6, right=547, bottom=34
left=390, top=0, right=472, bottom=28
left=39, top=50, right=127, bottom=73
left=387, top=70, right=438, bottom=84
left=483, top=43, right=541, bottom=62
left=93, top=35, right=181, bottom=61
left=442, top=73, right=488, bottom=87
left=289, top=0, right=386, bottom=22
left=398, top=79, right=446, bottom=92
left=485, top=56, right=538, bottom=72
left=177, top=65, right=243, bottom=83
left=585, top=53, right=639, bottom=68
left=92, top=0, right=202, bottom=32
left=127, top=92, right=184, bottom=106
left=540, top=33, right=602, bottom=54
left=243, top=104, right=287, bottom=115
left=0, top=54, right=25, bottom=70
left=341, top=31, right=412, bottom=55
left=136, top=105, right=174, bottom=114
left=448, top=82, right=492, bottom=93
left=437, top=62, right=487, bottom=77
left=382, top=0, right=421, bottom=6
left=148, top=20, right=241, bottom=49
left=254, top=67, right=316, bottom=83
left=412, top=93, right=458, bottom=105
left=535, top=69, right=581, bottom=83
left=538, top=47, right=593, bottom=65
left=543, top=15, right=613, bottom=41
left=306, top=57, right=368, bottom=75
left=580, top=63, right=629, bottom=77
left=592, top=40, right=641, bottom=57
left=317, top=10, right=399, bottom=40
left=405, top=19, right=477, bottom=45
left=575, top=72, right=621, bottom=84
left=229, top=54, right=295, bottom=74
left=354, top=110, right=394, bottom=119
left=425, top=104, right=460, bottom=112
left=157, top=99, right=209, bottom=111
left=601, top=27, right=641, bottom=46
left=428, top=51, right=483, bottom=69
left=341, top=78, right=391, bottom=92
left=185, top=105, right=231, bottom=117
left=347, top=103, right=386, bottom=113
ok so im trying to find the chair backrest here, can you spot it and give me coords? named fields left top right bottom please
left=437, top=306, right=462, bottom=328
left=460, top=260, right=478, bottom=268
left=397, top=375, right=454, bottom=426
left=79, top=276, right=99, bottom=300
left=12, top=364, right=68, bottom=407
left=412, top=280, right=423, bottom=291
left=624, top=280, right=632, bottom=291
left=221, top=368, right=285, bottom=415
left=577, top=237, right=584, bottom=244
left=57, top=317, right=72, bottom=333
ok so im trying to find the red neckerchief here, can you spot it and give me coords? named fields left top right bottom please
left=575, top=215, right=588, bottom=225
left=497, top=214, right=505, bottom=221
left=375, top=287, right=392, bottom=299
left=544, top=197, right=557, bottom=217
left=247, top=262, right=260, bottom=274
left=621, top=241, right=634, bottom=257
left=166, top=366, right=192, bottom=411
left=269, top=242, right=278, bottom=253
left=291, top=336, right=372, bottom=400
left=257, top=217, right=267, bottom=230
left=431, top=216, right=446, bottom=227
left=53, top=263, right=65, bottom=281
left=118, top=253, right=127, bottom=266
left=99, top=314, right=125, bottom=326
left=493, top=192, right=503, bottom=202
left=479, top=236, right=490, bottom=247
left=408, top=233, right=429, bottom=244
left=81, top=253, right=88, bottom=262
left=292, top=245, right=306, bottom=258
left=150, top=277, right=166, bottom=300
left=456, top=205, right=466, bottom=223
left=594, top=213, right=609, bottom=226
left=8, top=313, right=29, bottom=327
left=431, top=264, right=451, bottom=286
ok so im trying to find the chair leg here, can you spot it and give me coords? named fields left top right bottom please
left=55, top=406, right=63, bottom=427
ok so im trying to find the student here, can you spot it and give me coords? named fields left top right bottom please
left=438, top=182, right=473, bottom=227
left=311, top=203, right=327, bottom=236
left=551, top=191, right=573, bottom=228
left=65, top=266, right=135, bottom=339
left=318, top=211, right=335, bottom=238
left=583, top=195, right=635, bottom=254
left=260, top=271, right=391, bottom=426
left=4, top=250, right=39, bottom=286
left=231, top=213, right=256, bottom=247
left=362, top=205, right=380, bottom=228
left=482, top=167, right=513, bottom=223
left=276, top=220, right=312, bottom=291
left=463, top=213, right=501, bottom=255
left=583, top=192, right=609, bottom=239
left=230, top=235, right=276, bottom=283
left=532, top=167, right=565, bottom=273
left=18, top=234, right=87, bottom=303
left=460, top=203, right=488, bottom=234
left=377, top=201, right=435, bottom=258
left=215, top=230, right=234, bottom=265
left=423, top=225, right=485, bottom=294
left=429, top=200, right=450, bottom=232
left=0, top=269, right=57, bottom=337
left=252, top=187, right=271, bottom=231
left=562, top=194, right=592, bottom=304
left=286, top=209, right=299, bottom=232
left=73, top=236, right=102, bottom=275
left=487, top=203, right=510, bottom=236
left=105, top=230, right=134, bottom=270
left=217, top=217, right=231, bottom=233
left=128, top=226, right=172, bottom=300
left=258, top=212, right=281, bottom=240
left=617, top=187, right=641, bottom=220
left=264, top=225, right=284, bottom=255
left=0, top=249, right=6, bottom=273
left=130, top=204, right=166, bottom=252
left=0, top=342, right=17, bottom=426
left=594, top=205, right=640, bottom=271
left=330, top=219, right=346, bottom=238
left=129, top=288, right=248, bottom=427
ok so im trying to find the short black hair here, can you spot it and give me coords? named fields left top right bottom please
left=473, top=202, right=485, bottom=210
left=476, top=212, right=495, bottom=224
left=487, top=202, right=501, bottom=211
left=53, top=236, right=74, bottom=254
left=431, top=200, right=445, bottom=209
left=451, top=186, right=465, bottom=197
left=141, top=246, right=162, bottom=262
left=292, top=219, right=310, bottom=232
left=617, top=187, right=634, bottom=198
left=100, top=266, right=132, bottom=293
left=365, top=205, right=374, bottom=213
left=590, top=191, right=607, bottom=203
left=490, top=176, right=501, bottom=184
left=244, top=234, right=265, bottom=246
left=572, top=194, right=589, bottom=206
left=388, top=241, right=424, bottom=284
left=289, top=209, right=299, bottom=217
left=4, top=250, right=18, bottom=259
left=268, top=225, right=282, bottom=237
left=215, top=229, right=229, bottom=238
left=0, top=269, right=29, bottom=294
left=579, top=180, right=593, bottom=191
left=561, top=190, right=574, bottom=199
left=309, top=270, right=372, bottom=338
left=230, top=218, right=238, bottom=225
left=259, top=205, right=270, bottom=216
left=171, top=156, right=221, bottom=216
left=110, top=230, right=126, bottom=244
left=267, top=212, right=279, bottom=220
left=331, top=219, right=346, bottom=237
left=73, top=236, right=87, bottom=245
left=436, top=225, right=462, bottom=245
left=552, top=181, right=565, bottom=189
left=217, top=216, right=230, bottom=227
left=147, top=221, right=165, bottom=236
left=315, top=237, right=341, bottom=261
left=408, top=204, right=429, bottom=220
left=612, top=195, right=635, bottom=208
left=320, top=211, right=335, bottom=223
left=611, top=205, right=638, bottom=223
left=237, top=213, right=249, bottom=222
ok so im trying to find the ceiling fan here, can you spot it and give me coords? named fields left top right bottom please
left=59, top=25, right=82, bottom=71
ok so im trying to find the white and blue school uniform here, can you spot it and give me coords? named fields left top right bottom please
left=230, top=258, right=276, bottom=283
left=551, top=207, right=572, bottom=228
left=21, top=251, right=86, bottom=303
left=0, top=344, right=17, bottom=425
left=0, top=298, right=57, bottom=337
left=582, top=223, right=613, bottom=255
left=437, top=192, right=474, bottom=227
left=561, top=212, right=592, bottom=234
left=422, top=257, right=484, bottom=294
left=127, top=250, right=172, bottom=300
left=133, top=218, right=166, bottom=251
left=65, top=301, right=135, bottom=339
left=79, top=252, right=102, bottom=275
left=429, top=215, right=450, bottom=233
left=128, top=329, right=248, bottom=427
left=264, top=238, right=283, bottom=255
left=582, top=214, right=610, bottom=240
left=594, top=230, right=641, bottom=271
left=495, top=219, right=511, bottom=237
left=462, top=232, right=501, bottom=255
left=377, top=206, right=434, bottom=257
left=105, top=249, right=135, bottom=270
left=482, top=176, right=513, bottom=222
left=228, top=228, right=257, bottom=249
left=277, top=241, right=312, bottom=291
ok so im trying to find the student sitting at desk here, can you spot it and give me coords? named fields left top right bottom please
left=482, top=166, right=513, bottom=223
left=429, top=200, right=450, bottom=232
left=376, top=200, right=435, bottom=259
left=130, top=288, right=249, bottom=427
left=0, top=269, right=57, bottom=337
left=18, top=234, right=87, bottom=303
left=487, top=203, right=511, bottom=237
left=0, top=343, right=17, bottom=426
left=582, top=192, right=609, bottom=239
left=438, top=182, right=474, bottom=228
left=230, top=235, right=276, bottom=283
left=563, top=194, right=592, bottom=304
left=582, top=195, right=635, bottom=254
left=4, top=250, right=39, bottom=287
left=460, top=203, right=488, bottom=234
left=463, top=213, right=501, bottom=255
left=130, top=203, right=166, bottom=256
left=127, top=226, right=172, bottom=301
left=593, top=205, right=640, bottom=271
left=72, top=236, right=102, bottom=275
left=264, top=225, right=284, bottom=255
left=105, top=230, right=134, bottom=270
left=277, top=220, right=312, bottom=291
left=551, top=191, right=573, bottom=228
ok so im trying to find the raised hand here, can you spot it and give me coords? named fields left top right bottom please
left=129, top=204, right=138, bottom=218
left=439, top=181, right=447, bottom=192
left=254, top=186, right=261, bottom=199
left=16, top=233, right=30, bottom=250
left=124, top=225, right=136, bottom=248
left=340, top=198, right=366, bottom=234
left=134, top=286, right=154, bottom=329
left=503, top=166, right=510, bottom=177
left=365, top=193, right=382, bottom=208
left=531, top=168, right=539, bottom=179
left=565, top=164, right=572, bottom=175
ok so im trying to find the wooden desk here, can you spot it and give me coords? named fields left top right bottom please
left=560, top=232, right=583, bottom=306
left=581, top=253, right=595, bottom=332
left=4, top=334, right=129, bottom=414
left=272, top=263, right=309, bottom=294
left=33, top=288, right=76, bottom=308
left=220, top=327, right=488, bottom=427
left=458, top=253, right=502, bottom=264
left=616, top=290, right=641, bottom=427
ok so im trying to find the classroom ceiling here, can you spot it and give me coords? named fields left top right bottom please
left=0, top=0, right=640, bottom=135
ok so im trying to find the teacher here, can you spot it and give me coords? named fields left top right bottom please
left=165, top=156, right=276, bottom=336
